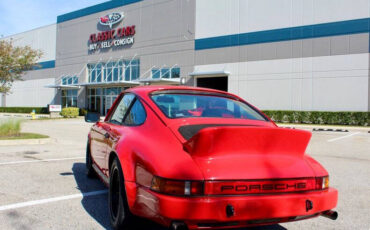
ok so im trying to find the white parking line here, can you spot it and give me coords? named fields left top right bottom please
left=0, top=157, right=85, bottom=166
left=0, top=190, right=108, bottom=211
left=327, top=132, right=360, bottom=142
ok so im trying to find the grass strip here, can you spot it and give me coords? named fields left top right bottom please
left=0, top=133, right=49, bottom=140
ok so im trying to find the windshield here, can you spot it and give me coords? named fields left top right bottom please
left=151, top=93, right=267, bottom=121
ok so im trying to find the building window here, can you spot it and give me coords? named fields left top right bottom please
left=151, top=67, right=180, bottom=79
left=62, top=89, right=78, bottom=107
left=106, top=62, right=113, bottom=82
left=88, top=59, right=140, bottom=83
left=130, top=59, right=140, bottom=81
left=152, top=69, right=161, bottom=79
left=161, top=68, right=170, bottom=78
left=61, top=76, right=78, bottom=85
left=171, top=67, right=180, bottom=78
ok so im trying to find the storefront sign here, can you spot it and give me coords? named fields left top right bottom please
left=89, top=12, right=135, bottom=52
left=49, top=105, right=62, bottom=112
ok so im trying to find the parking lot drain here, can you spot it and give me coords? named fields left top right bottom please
left=60, top=172, right=74, bottom=176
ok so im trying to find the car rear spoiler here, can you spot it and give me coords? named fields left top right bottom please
left=183, top=126, right=311, bottom=157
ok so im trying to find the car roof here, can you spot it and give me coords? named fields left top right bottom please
left=125, top=85, right=237, bottom=98
left=120, top=85, right=274, bottom=128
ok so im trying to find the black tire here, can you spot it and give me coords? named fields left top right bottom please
left=86, top=141, right=96, bottom=178
left=109, top=158, right=135, bottom=229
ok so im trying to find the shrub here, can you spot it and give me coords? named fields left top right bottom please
left=262, top=110, right=369, bottom=126
left=0, top=119, right=22, bottom=136
left=0, top=107, right=48, bottom=114
left=60, top=107, right=79, bottom=118
left=79, top=108, right=88, bottom=116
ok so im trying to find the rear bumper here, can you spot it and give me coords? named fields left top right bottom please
left=131, top=184, right=338, bottom=229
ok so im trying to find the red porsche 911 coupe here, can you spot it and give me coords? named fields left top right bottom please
left=85, top=85, right=338, bottom=230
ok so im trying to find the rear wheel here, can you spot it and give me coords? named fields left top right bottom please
left=109, top=158, right=135, bottom=229
left=86, top=141, right=96, bottom=178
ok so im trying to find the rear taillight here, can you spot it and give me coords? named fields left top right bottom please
left=150, top=176, right=204, bottom=196
left=315, top=176, right=329, bottom=190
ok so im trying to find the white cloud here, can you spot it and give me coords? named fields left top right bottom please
left=0, top=0, right=107, bottom=37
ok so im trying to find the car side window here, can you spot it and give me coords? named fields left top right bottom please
left=124, top=99, right=146, bottom=126
left=109, top=94, right=135, bottom=124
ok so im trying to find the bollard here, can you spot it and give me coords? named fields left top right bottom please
left=31, top=109, right=36, bottom=120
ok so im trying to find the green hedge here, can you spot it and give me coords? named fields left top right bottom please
left=262, top=110, right=369, bottom=126
left=0, top=107, right=48, bottom=114
left=79, top=108, right=88, bottom=116
left=0, top=107, right=91, bottom=117
left=60, top=107, right=79, bottom=118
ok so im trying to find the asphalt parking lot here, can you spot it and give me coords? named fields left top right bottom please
left=0, top=119, right=369, bottom=230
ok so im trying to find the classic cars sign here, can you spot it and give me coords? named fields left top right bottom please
left=89, top=12, right=135, bottom=52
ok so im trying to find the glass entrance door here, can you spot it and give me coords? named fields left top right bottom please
left=88, top=87, right=123, bottom=116
left=105, top=95, right=117, bottom=115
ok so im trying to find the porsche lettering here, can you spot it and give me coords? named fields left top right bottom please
left=221, top=183, right=307, bottom=192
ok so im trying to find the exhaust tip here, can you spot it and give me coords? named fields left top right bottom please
left=171, top=221, right=188, bottom=230
left=321, top=210, right=338, bottom=220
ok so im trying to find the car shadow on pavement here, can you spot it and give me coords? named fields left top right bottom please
left=72, top=163, right=111, bottom=229
left=72, top=163, right=286, bottom=230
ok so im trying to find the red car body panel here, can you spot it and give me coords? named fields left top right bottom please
left=183, top=126, right=315, bottom=180
left=88, top=85, right=338, bottom=229
left=129, top=185, right=337, bottom=228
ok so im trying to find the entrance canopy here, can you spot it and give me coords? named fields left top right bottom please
left=78, top=81, right=140, bottom=87
left=45, top=84, right=80, bottom=89
left=137, top=78, right=181, bottom=85
left=189, top=70, right=230, bottom=77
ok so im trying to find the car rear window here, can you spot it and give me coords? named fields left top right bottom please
left=151, top=93, right=267, bottom=121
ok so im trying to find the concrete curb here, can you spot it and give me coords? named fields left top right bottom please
left=0, top=113, right=51, bottom=119
left=278, top=123, right=370, bottom=132
left=0, top=138, right=57, bottom=146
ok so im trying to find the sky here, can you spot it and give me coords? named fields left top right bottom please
left=0, top=0, right=108, bottom=37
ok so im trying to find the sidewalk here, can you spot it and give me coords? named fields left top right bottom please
left=0, top=113, right=51, bottom=119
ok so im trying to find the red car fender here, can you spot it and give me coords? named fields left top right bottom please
left=304, top=155, right=329, bottom=177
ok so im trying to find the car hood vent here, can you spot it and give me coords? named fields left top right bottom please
left=178, top=124, right=249, bottom=140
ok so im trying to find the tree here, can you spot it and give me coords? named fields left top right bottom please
left=0, top=40, right=42, bottom=94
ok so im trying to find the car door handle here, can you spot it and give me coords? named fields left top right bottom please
left=104, top=133, right=110, bottom=139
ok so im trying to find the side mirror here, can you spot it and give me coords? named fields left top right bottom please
left=85, top=112, right=100, bottom=123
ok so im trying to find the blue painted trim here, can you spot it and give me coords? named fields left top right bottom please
left=57, top=0, right=142, bottom=23
left=195, top=18, right=370, bottom=50
left=32, top=60, right=55, bottom=70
